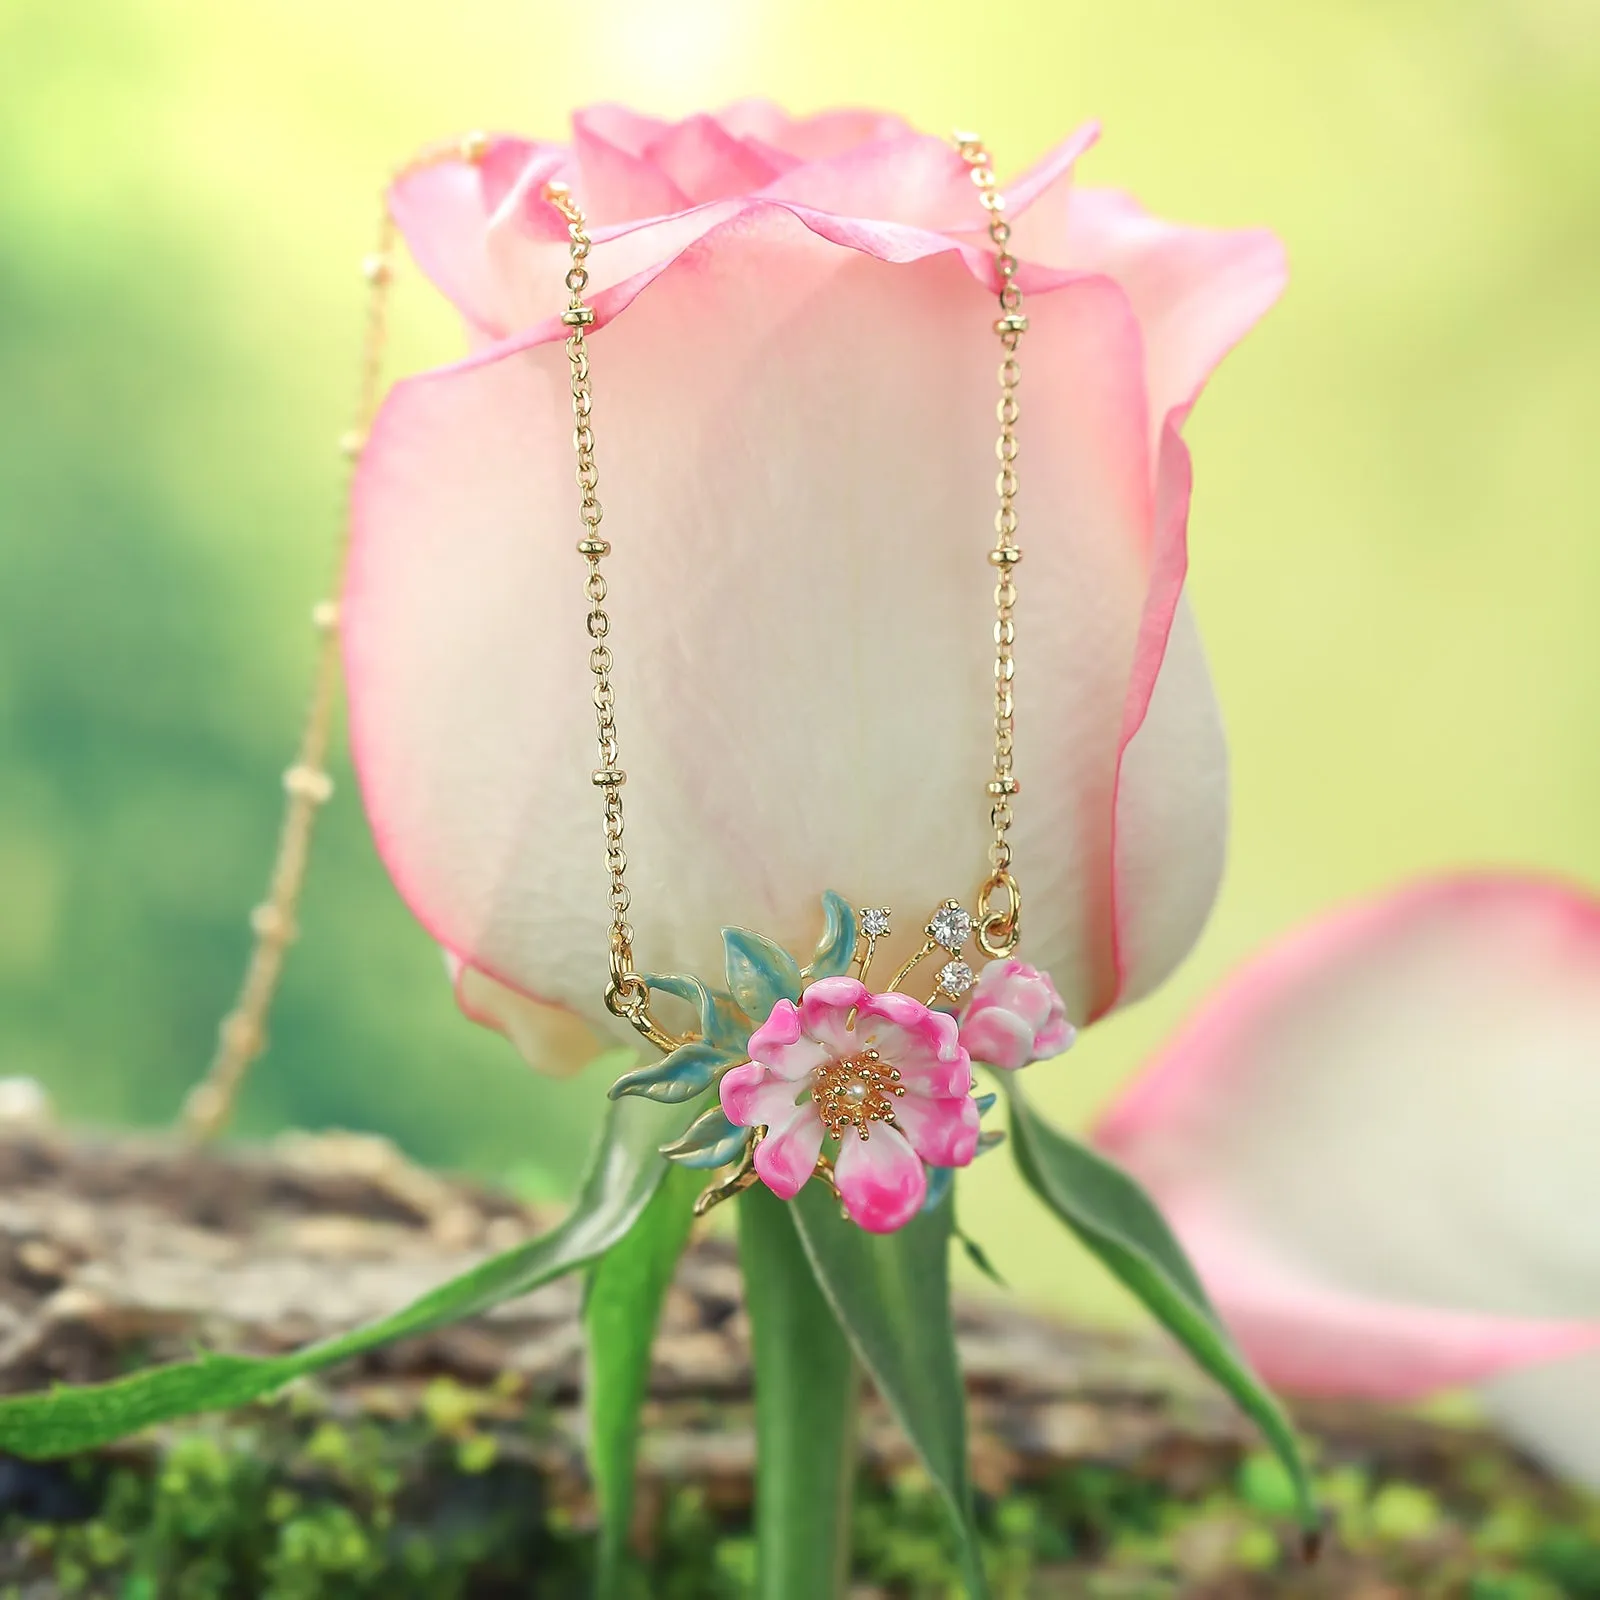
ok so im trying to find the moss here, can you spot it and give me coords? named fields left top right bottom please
left=2, top=1404, right=1599, bottom=1597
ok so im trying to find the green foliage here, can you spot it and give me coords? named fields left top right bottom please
left=791, top=1183, right=988, bottom=1598
left=0, top=1097, right=690, bottom=1458
left=8, top=1418, right=1595, bottom=1598
left=738, top=1185, right=859, bottom=1600
left=1005, top=1077, right=1319, bottom=1538
left=584, top=1164, right=701, bottom=1598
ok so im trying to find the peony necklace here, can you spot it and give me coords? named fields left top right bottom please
left=543, top=133, right=1064, bottom=1234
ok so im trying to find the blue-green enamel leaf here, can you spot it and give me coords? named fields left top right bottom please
left=608, top=1040, right=726, bottom=1103
left=974, top=1092, right=998, bottom=1117
left=723, top=926, right=803, bottom=1022
left=809, top=891, right=858, bottom=980
left=642, top=973, right=751, bottom=1058
left=659, top=1103, right=751, bottom=1169
left=0, top=1095, right=691, bottom=1459
left=920, top=1165, right=955, bottom=1214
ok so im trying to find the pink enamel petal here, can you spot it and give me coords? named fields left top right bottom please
left=747, top=999, right=832, bottom=1080
left=797, top=977, right=872, bottom=1058
left=856, top=994, right=970, bottom=1098
left=834, top=1122, right=927, bottom=1233
left=891, top=1091, right=981, bottom=1168
left=1097, top=875, right=1600, bottom=1402
left=445, top=950, right=600, bottom=1078
left=719, top=1060, right=804, bottom=1130
left=958, top=1007, right=1036, bottom=1073
left=753, top=1103, right=826, bottom=1200
left=346, top=200, right=1210, bottom=1036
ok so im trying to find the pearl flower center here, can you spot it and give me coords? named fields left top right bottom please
left=813, top=1049, right=905, bottom=1141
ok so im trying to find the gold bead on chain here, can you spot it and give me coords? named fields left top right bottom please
left=181, top=133, right=495, bottom=1138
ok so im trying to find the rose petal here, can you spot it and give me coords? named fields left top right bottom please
left=1051, top=187, right=1288, bottom=438
left=1097, top=875, right=1600, bottom=1406
left=966, top=169, right=1282, bottom=1021
left=710, top=102, right=916, bottom=163
left=892, top=1091, right=981, bottom=1168
left=1481, top=1355, right=1600, bottom=1488
left=635, top=113, right=791, bottom=205
left=346, top=201, right=1211, bottom=1034
left=753, top=1101, right=826, bottom=1199
left=445, top=949, right=600, bottom=1077
left=834, top=1122, right=927, bottom=1233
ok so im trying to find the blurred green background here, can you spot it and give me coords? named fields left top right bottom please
left=2, top=0, right=1597, bottom=1316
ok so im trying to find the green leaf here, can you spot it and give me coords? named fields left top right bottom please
left=1004, top=1080, right=1319, bottom=1536
left=809, top=891, right=858, bottom=981
left=659, top=1102, right=751, bottom=1170
left=609, top=1040, right=728, bottom=1103
left=792, top=1185, right=988, bottom=1599
left=586, top=1164, right=700, bottom=1599
left=643, top=972, right=752, bottom=1057
left=723, top=926, right=803, bottom=1023
left=0, top=1097, right=691, bottom=1459
left=739, top=1185, right=859, bottom=1600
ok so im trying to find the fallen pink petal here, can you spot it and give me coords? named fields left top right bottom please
left=1097, top=874, right=1600, bottom=1480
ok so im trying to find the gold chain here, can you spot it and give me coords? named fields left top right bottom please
left=543, top=133, right=1028, bottom=1023
left=181, top=133, right=493, bottom=1138
left=543, top=182, right=679, bottom=1054
left=955, top=132, right=1025, bottom=959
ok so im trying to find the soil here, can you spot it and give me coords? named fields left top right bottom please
left=0, top=1120, right=1590, bottom=1597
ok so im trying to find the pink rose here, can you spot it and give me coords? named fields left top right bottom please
left=719, top=977, right=979, bottom=1234
left=958, top=958, right=1076, bottom=1071
left=344, top=103, right=1285, bottom=1072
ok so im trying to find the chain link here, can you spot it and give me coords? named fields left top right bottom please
left=954, top=132, right=1025, bottom=958
left=543, top=182, right=681, bottom=1052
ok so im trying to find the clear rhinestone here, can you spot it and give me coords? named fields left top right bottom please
left=937, top=959, right=975, bottom=997
left=860, top=906, right=892, bottom=939
left=929, top=904, right=973, bottom=950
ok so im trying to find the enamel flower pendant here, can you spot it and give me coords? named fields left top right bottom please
left=608, top=893, right=1065, bottom=1234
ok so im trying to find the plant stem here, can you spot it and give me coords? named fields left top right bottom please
left=738, top=1186, right=859, bottom=1600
